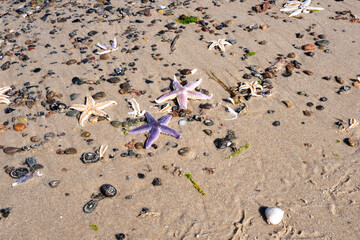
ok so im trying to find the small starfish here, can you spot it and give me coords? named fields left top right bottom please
left=127, top=98, right=146, bottom=117
left=239, top=81, right=264, bottom=96
left=207, top=39, right=232, bottom=52
left=69, top=96, right=117, bottom=127
left=0, top=86, right=11, bottom=105
left=128, top=111, right=181, bottom=149
left=281, top=0, right=324, bottom=17
left=155, top=75, right=212, bottom=109
left=96, top=38, right=118, bottom=55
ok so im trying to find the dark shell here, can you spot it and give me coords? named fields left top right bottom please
left=10, top=167, right=29, bottom=179
left=100, top=184, right=117, bottom=197
left=83, top=199, right=98, bottom=213
left=25, top=157, right=36, bottom=168
left=81, top=152, right=100, bottom=164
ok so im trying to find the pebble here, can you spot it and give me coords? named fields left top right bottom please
left=115, top=233, right=126, bottom=240
left=25, top=157, right=36, bottom=168
left=203, top=129, right=212, bottom=136
left=107, top=77, right=121, bottom=83
left=10, top=167, right=29, bottom=179
left=199, top=103, right=213, bottom=109
left=81, top=152, right=100, bottom=163
left=66, top=59, right=77, bottom=65
left=272, top=121, right=280, bottom=127
left=49, top=180, right=60, bottom=188
left=178, top=120, right=187, bottom=126
left=65, top=147, right=77, bottom=155
left=302, top=44, right=315, bottom=51
left=3, top=147, right=21, bottom=154
left=138, top=173, right=145, bottom=179
left=83, top=200, right=98, bottom=213
left=100, top=184, right=117, bottom=197
left=319, top=97, right=328, bottom=102
left=81, top=131, right=91, bottom=137
left=44, top=132, right=55, bottom=141
left=345, top=138, right=356, bottom=147
left=92, top=91, right=106, bottom=100
left=111, top=120, right=122, bottom=128
left=135, top=142, right=144, bottom=149
left=152, top=178, right=162, bottom=186
left=303, top=110, right=312, bottom=116
left=180, top=69, right=191, bottom=75
left=287, top=52, right=296, bottom=58
left=303, top=70, right=313, bottom=76
left=282, top=100, right=293, bottom=108
left=1, top=61, right=10, bottom=71
left=203, top=120, right=214, bottom=126
left=178, top=147, right=190, bottom=156
left=14, top=123, right=26, bottom=131
left=335, top=76, right=343, bottom=84
left=66, top=110, right=79, bottom=117
left=214, top=138, right=231, bottom=149
left=166, top=141, right=178, bottom=148
left=306, top=102, right=314, bottom=107
left=315, top=40, right=330, bottom=46
left=100, top=54, right=110, bottom=60
left=316, top=105, right=324, bottom=111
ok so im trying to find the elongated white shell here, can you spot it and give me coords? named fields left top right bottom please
left=265, top=207, right=284, bottom=225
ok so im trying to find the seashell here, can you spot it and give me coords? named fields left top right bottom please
left=83, top=199, right=98, bottom=213
left=25, top=157, right=36, bottom=168
left=265, top=207, right=284, bottom=225
left=100, top=184, right=117, bottom=197
left=81, top=152, right=100, bottom=164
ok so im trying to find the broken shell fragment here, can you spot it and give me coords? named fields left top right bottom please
left=265, top=207, right=284, bottom=225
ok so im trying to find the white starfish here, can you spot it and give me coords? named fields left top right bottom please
left=207, top=39, right=232, bottom=52
left=281, top=0, right=324, bottom=17
left=69, top=96, right=117, bottom=127
left=0, top=86, right=11, bottom=105
left=239, top=81, right=263, bottom=96
left=96, top=38, right=118, bottom=55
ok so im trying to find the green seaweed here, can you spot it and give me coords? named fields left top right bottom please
left=124, top=130, right=130, bottom=135
left=247, top=51, right=256, bottom=57
left=336, top=140, right=341, bottom=143
left=177, top=16, right=198, bottom=24
left=90, top=224, right=98, bottom=232
left=184, top=173, right=206, bottom=196
left=333, top=153, right=339, bottom=158
left=225, top=142, right=249, bottom=159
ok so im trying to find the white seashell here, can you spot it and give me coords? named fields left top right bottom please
left=265, top=207, right=284, bottom=225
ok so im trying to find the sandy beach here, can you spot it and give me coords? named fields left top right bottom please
left=0, top=0, right=360, bottom=239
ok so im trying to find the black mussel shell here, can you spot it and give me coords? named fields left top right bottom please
left=83, top=200, right=98, bottom=213
left=10, top=167, right=29, bottom=179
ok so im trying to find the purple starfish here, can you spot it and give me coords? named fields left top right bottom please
left=155, top=75, right=213, bottom=109
left=128, top=111, right=181, bottom=149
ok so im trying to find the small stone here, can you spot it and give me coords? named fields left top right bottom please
left=107, top=77, right=121, bottom=83
left=88, top=30, right=98, bottom=37
left=315, top=105, right=324, bottom=111
left=180, top=69, right=191, bottom=75
left=14, top=123, right=26, bottom=131
left=345, top=138, right=356, bottom=147
left=115, top=233, right=126, bottom=240
left=214, top=138, right=230, bottom=149
left=199, top=103, right=213, bottom=109
left=302, top=44, right=315, bottom=51
left=66, top=59, right=77, bottom=65
left=178, top=147, right=190, bottom=156
left=272, top=121, right=280, bottom=127
left=44, top=132, right=55, bottom=141
left=319, top=97, right=328, bottom=102
left=303, top=70, right=313, bottom=76
left=203, top=119, right=214, bottom=126
left=166, top=141, right=178, bottom=148
left=66, top=110, right=79, bottom=117
left=178, top=120, right=187, bottom=126
left=92, top=91, right=106, bottom=100
left=287, top=52, right=296, bottom=58
left=1, top=61, right=10, bottom=71
left=315, top=40, right=330, bottom=46
left=152, top=178, right=162, bottom=186
left=100, top=54, right=110, bottom=60
left=81, top=131, right=91, bottom=137
left=306, top=102, right=314, bottom=107
left=335, top=76, right=343, bottom=84
left=305, top=51, right=315, bottom=57
left=65, top=147, right=77, bottom=155
left=267, top=110, right=275, bottom=114
left=83, top=200, right=98, bottom=213
left=282, top=100, right=293, bottom=108
left=100, top=184, right=117, bottom=197
left=303, top=110, right=312, bottom=116
left=138, top=173, right=145, bottom=179
left=49, top=180, right=60, bottom=188
left=3, top=147, right=21, bottom=154
left=25, top=157, right=36, bottom=168
left=203, top=129, right=212, bottom=136
left=111, top=120, right=122, bottom=128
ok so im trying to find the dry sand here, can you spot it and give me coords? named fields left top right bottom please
left=0, top=0, right=360, bottom=239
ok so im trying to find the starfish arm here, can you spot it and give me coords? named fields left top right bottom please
left=94, top=100, right=117, bottom=110
left=79, top=109, right=91, bottom=127
left=158, top=114, right=172, bottom=125
left=177, top=93, right=188, bottom=109
left=185, top=78, right=202, bottom=91
left=111, top=38, right=117, bottom=49
left=207, top=40, right=217, bottom=43
left=280, top=7, right=299, bottom=12
left=145, top=111, right=157, bottom=125
left=97, top=50, right=111, bottom=55
left=145, top=127, right=161, bottom=149
left=128, top=124, right=152, bottom=135
left=86, top=96, right=95, bottom=106
left=155, top=90, right=178, bottom=104
left=221, top=40, right=231, bottom=46
left=284, top=1, right=302, bottom=7
left=306, top=6, right=324, bottom=10
left=0, top=86, right=11, bottom=94
left=208, top=42, right=218, bottom=50
left=289, top=8, right=303, bottom=17
left=302, top=0, right=311, bottom=7
left=239, top=84, right=250, bottom=90
left=186, top=91, right=213, bottom=100
left=0, top=98, right=10, bottom=105
left=159, top=125, right=181, bottom=139
left=91, top=109, right=108, bottom=116
left=172, top=75, right=182, bottom=89
left=97, top=43, right=109, bottom=50
left=69, top=104, right=87, bottom=111
left=218, top=42, right=225, bottom=51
